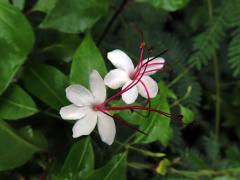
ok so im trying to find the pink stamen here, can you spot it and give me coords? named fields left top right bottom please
left=139, top=80, right=150, bottom=101
left=100, top=42, right=147, bottom=106
left=142, top=68, right=165, bottom=74
left=96, top=43, right=182, bottom=134
left=143, top=62, right=165, bottom=66
left=101, top=105, right=183, bottom=122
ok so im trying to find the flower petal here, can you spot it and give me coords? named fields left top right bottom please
left=141, top=57, right=165, bottom=75
left=121, top=81, right=138, bottom=104
left=137, top=76, right=158, bottom=98
left=60, top=104, right=87, bottom=120
left=104, top=69, right=130, bottom=89
left=66, top=85, right=94, bottom=106
left=72, top=111, right=97, bottom=138
left=90, top=70, right=106, bottom=103
left=97, top=112, right=116, bottom=145
left=107, top=49, right=134, bottom=74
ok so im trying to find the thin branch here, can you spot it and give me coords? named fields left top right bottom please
left=97, top=0, right=132, bottom=46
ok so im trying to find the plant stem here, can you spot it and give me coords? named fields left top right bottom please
left=170, top=167, right=240, bottom=179
left=170, top=85, right=192, bottom=108
left=213, top=55, right=221, bottom=141
left=207, top=0, right=221, bottom=141
left=97, top=0, right=131, bottom=46
left=127, top=162, right=152, bottom=170
left=115, top=140, right=165, bottom=158
left=167, top=63, right=194, bottom=88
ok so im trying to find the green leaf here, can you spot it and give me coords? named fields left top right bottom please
left=228, top=27, right=240, bottom=77
left=136, top=0, right=190, bottom=11
left=0, top=2, right=34, bottom=95
left=18, top=126, right=48, bottom=150
left=57, top=137, right=94, bottom=179
left=134, top=81, right=173, bottom=146
left=0, top=0, right=8, bottom=3
left=42, top=34, right=80, bottom=63
left=155, top=158, right=170, bottom=176
left=180, top=105, right=194, bottom=124
left=188, top=1, right=234, bottom=69
left=22, top=64, right=68, bottom=110
left=0, top=120, right=45, bottom=171
left=0, top=84, right=38, bottom=120
left=85, top=153, right=127, bottom=180
left=33, top=0, right=57, bottom=12
left=12, top=0, right=25, bottom=10
left=70, top=34, right=107, bottom=87
left=40, top=0, right=109, bottom=33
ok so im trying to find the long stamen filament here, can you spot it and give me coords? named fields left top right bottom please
left=101, top=44, right=147, bottom=106
left=100, top=105, right=183, bottom=122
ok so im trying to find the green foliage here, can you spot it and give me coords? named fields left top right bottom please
left=40, top=0, right=110, bottom=33
left=188, top=0, right=232, bottom=69
left=136, top=0, right=190, bottom=11
left=70, top=34, right=107, bottom=87
left=0, top=120, right=46, bottom=170
left=180, top=105, right=194, bottom=124
left=22, top=64, right=68, bottom=110
left=12, top=0, right=25, bottom=10
left=0, top=84, right=38, bottom=120
left=56, top=137, right=94, bottom=179
left=228, top=27, right=240, bottom=77
left=134, top=81, right=173, bottom=146
left=0, top=2, right=34, bottom=95
left=156, top=158, right=170, bottom=175
left=33, top=0, right=57, bottom=12
left=85, top=153, right=127, bottom=180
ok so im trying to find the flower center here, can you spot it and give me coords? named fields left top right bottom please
left=129, top=71, right=138, bottom=80
left=92, top=104, right=99, bottom=111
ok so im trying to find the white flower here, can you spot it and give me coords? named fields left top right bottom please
left=104, top=49, right=165, bottom=104
left=60, top=70, right=116, bottom=145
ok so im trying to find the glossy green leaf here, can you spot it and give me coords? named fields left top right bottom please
left=18, top=126, right=48, bottom=150
left=0, top=2, right=34, bottom=95
left=12, top=0, right=25, bottom=10
left=42, top=34, right=80, bottom=63
left=70, top=34, right=107, bottom=87
left=0, top=84, right=38, bottom=120
left=0, top=120, right=45, bottom=171
left=180, top=105, right=194, bottom=124
left=137, top=0, right=190, bottom=11
left=40, top=0, right=109, bottom=33
left=85, top=153, right=127, bottom=180
left=134, top=81, right=173, bottom=146
left=33, top=0, right=57, bottom=13
left=22, top=64, right=68, bottom=110
left=57, top=137, right=94, bottom=179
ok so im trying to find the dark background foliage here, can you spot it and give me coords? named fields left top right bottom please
left=0, top=0, right=240, bottom=179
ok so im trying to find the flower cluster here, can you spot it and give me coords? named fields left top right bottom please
left=60, top=42, right=181, bottom=145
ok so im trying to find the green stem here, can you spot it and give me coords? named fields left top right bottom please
left=213, top=55, right=221, bottom=141
left=207, top=0, right=221, bottom=141
left=167, top=64, right=194, bottom=88
left=127, top=162, right=152, bottom=170
left=116, top=140, right=165, bottom=158
left=170, top=85, right=192, bottom=108
left=171, top=167, right=240, bottom=179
